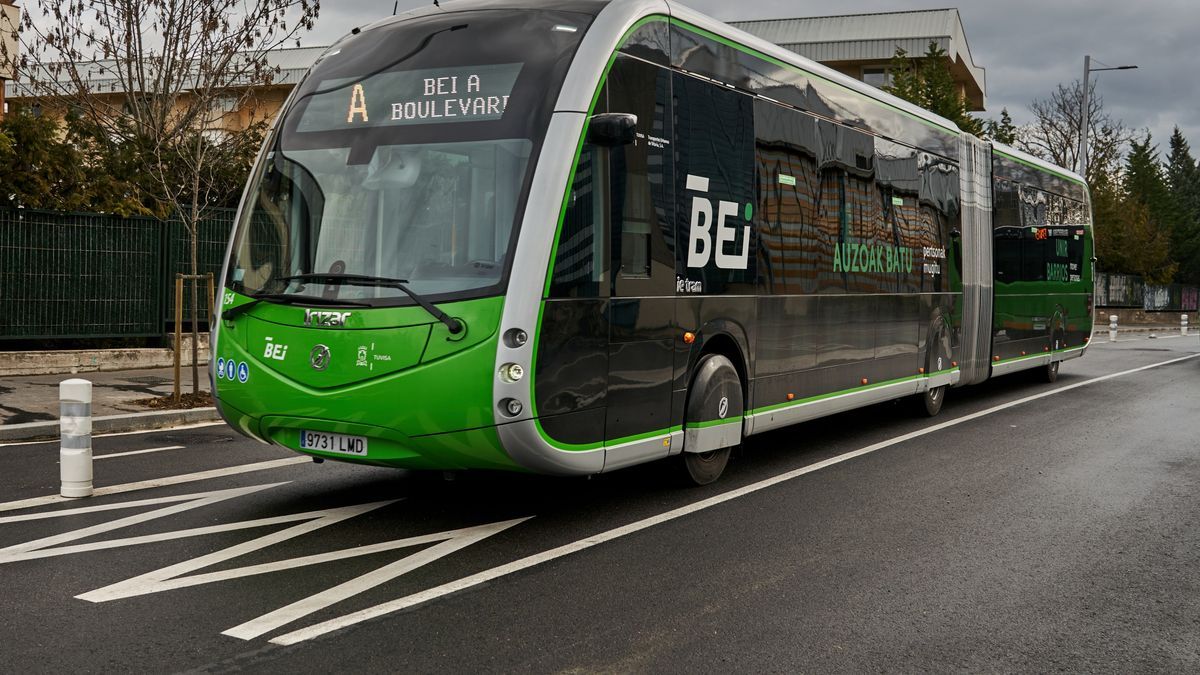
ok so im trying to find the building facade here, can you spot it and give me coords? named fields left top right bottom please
left=0, top=0, right=19, bottom=118
left=729, top=9, right=986, bottom=111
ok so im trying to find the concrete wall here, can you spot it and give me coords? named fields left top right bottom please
left=0, top=334, right=210, bottom=377
left=1096, top=308, right=1194, bottom=327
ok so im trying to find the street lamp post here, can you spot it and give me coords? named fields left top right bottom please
left=1077, top=55, right=1137, bottom=178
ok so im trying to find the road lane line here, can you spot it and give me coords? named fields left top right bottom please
left=0, top=457, right=309, bottom=513
left=0, top=421, right=226, bottom=448
left=94, top=445, right=185, bottom=460
left=270, top=350, right=1200, bottom=645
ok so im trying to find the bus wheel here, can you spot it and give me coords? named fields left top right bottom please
left=682, top=448, right=731, bottom=486
left=1040, top=329, right=1063, bottom=383
left=1042, top=360, right=1060, bottom=383
left=919, top=385, right=946, bottom=417
left=680, top=354, right=742, bottom=486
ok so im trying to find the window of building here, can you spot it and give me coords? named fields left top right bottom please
left=862, top=67, right=893, bottom=89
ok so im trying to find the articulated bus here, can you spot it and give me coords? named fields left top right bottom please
left=213, top=0, right=1094, bottom=484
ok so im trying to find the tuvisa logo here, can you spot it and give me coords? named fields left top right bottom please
left=304, top=309, right=351, bottom=327
left=685, top=174, right=751, bottom=270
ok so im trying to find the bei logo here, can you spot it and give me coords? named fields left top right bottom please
left=685, top=174, right=751, bottom=270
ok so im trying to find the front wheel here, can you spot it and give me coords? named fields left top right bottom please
left=678, top=353, right=743, bottom=486
left=682, top=448, right=732, bottom=486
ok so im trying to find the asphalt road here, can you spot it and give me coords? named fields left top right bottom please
left=1, top=332, right=1198, bottom=673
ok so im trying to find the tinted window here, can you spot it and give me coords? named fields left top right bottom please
left=675, top=72, right=756, bottom=295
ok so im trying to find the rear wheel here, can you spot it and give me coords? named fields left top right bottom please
left=1040, top=328, right=1063, bottom=383
left=914, top=317, right=951, bottom=417
left=1042, top=360, right=1060, bottom=383
left=920, top=385, right=946, bottom=417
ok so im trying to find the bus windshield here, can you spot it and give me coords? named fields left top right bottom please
left=226, top=9, right=592, bottom=305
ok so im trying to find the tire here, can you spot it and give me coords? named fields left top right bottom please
left=682, top=447, right=731, bottom=486
left=679, top=353, right=742, bottom=486
left=914, top=317, right=951, bottom=417
left=1041, top=360, right=1060, bottom=383
left=1039, top=327, right=1063, bottom=383
left=919, top=384, right=946, bottom=417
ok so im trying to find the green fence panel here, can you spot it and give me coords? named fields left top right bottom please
left=0, top=208, right=163, bottom=340
left=162, top=209, right=236, bottom=326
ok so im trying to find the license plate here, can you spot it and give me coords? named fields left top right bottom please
left=299, top=430, right=368, bottom=456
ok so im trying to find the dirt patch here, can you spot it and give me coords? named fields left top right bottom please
left=135, top=391, right=214, bottom=410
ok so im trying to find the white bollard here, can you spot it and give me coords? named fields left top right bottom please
left=1108, top=314, right=1118, bottom=342
left=60, top=378, right=93, bottom=498
left=1182, top=314, right=1189, bottom=336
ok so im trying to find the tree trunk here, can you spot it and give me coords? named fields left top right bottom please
left=190, top=206, right=200, bottom=396
left=190, top=134, right=203, bottom=396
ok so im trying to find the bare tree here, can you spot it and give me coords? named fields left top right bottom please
left=1018, top=79, right=1131, bottom=184
left=12, top=0, right=319, bottom=397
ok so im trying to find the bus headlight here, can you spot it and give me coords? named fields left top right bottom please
left=499, top=362, right=524, bottom=383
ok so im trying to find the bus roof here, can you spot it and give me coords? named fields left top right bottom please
left=992, top=142, right=1087, bottom=186
left=353, top=0, right=963, bottom=138
left=664, top=1, right=963, bottom=136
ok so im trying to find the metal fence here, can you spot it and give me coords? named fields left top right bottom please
left=0, top=207, right=232, bottom=341
left=1095, top=272, right=1200, bottom=311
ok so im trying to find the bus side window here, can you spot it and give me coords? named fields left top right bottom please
left=549, top=143, right=608, bottom=298
left=605, top=54, right=675, bottom=295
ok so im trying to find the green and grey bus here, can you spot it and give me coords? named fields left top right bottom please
left=214, top=0, right=1094, bottom=484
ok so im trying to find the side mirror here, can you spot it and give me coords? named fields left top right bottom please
left=587, top=112, right=637, bottom=147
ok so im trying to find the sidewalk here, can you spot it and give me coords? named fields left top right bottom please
left=0, top=365, right=219, bottom=442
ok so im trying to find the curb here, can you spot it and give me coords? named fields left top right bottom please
left=0, top=407, right=222, bottom=443
left=1100, top=327, right=1191, bottom=336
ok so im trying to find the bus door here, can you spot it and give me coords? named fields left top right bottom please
left=598, top=55, right=678, bottom=465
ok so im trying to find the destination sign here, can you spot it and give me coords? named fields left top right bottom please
left=296, top=63, right=523, bottom=132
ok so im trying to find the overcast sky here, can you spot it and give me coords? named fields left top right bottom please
left=304, top=0, right=1193, bottom=159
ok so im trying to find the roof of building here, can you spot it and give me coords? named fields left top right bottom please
left=729, top=8, right=986, bottom=110
left=5, top=45, right=326, bottom=99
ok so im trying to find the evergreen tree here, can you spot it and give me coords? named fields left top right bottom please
left=0, top=108, right=145, bottom=213
left=885, top=43, right=984, bottom=136
left=1120, top=133, right=1177, bottom=283
left=1164, top=127, right=1200, bottom=282
left=1091, top=169, right=1130, bottom=274
left=983, top=108, right=1018, bottom=145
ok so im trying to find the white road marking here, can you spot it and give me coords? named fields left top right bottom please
left=0, top=484, right=287, bottom=562
left=0, top=475, right=526, bottom=641
left=0, top=421, right=225, bottom=448
left=0, top=457, right=309, bottom=514
left=77, top=500, right=400, bottom=602
left=270, top=351, right=1200, bottom=646
left=221, top=518, right=529, bottom=640
left=95, top=445, right=185, bottom=460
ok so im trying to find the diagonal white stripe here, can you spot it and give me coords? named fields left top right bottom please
left=270, top=351, right=1200, bottom=645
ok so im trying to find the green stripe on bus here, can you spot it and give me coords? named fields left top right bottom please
left=749, top=370, right=958, bottom=416
left=993, top=345, right=1086, bottom=366
left=689, top=417, right=742, bottom=429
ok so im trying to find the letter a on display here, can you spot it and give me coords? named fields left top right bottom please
left=347, top=83, right=369, bottom=123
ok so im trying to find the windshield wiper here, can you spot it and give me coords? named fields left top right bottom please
left=221, top=292, right=369, bottom=321
left=276, top=273, right=464, bottom=334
